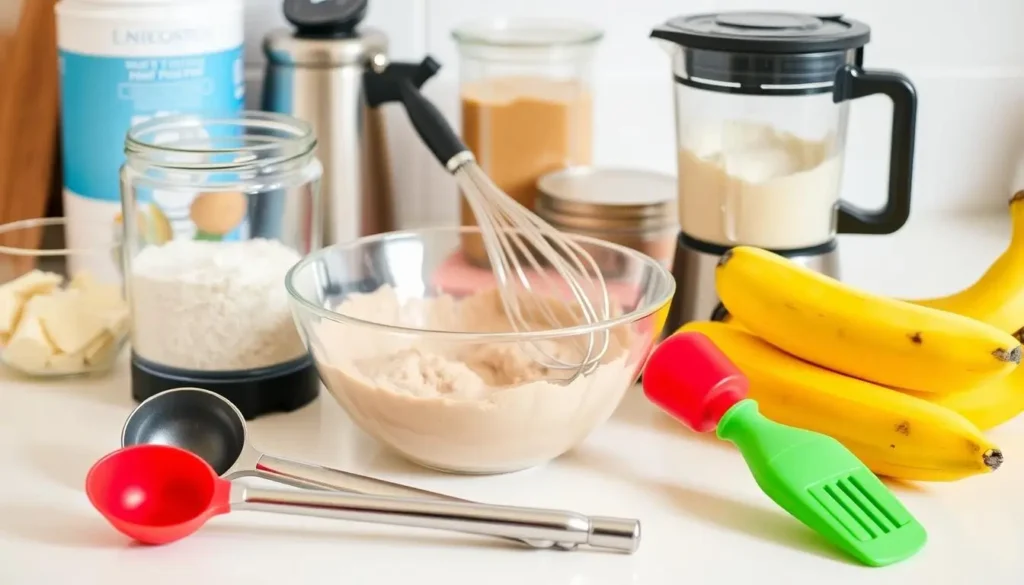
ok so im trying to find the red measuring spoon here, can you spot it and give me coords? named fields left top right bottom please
left=86, top=444, right=229, bottom=544
left=85, top=444, right=641, bottom=551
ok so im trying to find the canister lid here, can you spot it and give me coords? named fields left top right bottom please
left=284, top=0, right=368, bottom=38
left=263, top=27, right=388, bottom=67
left=651, top=12, right=870, bottom=54
left=536, top=167, right=677, bottom=235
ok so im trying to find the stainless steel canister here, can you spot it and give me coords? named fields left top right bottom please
left=536, top=167, right=678, bottom=275
left=262, top=0, right=393, bottom=246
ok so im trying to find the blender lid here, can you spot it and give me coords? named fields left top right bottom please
left=651, top=11, right=870, bottom=54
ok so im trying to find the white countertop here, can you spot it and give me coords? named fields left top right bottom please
left=3, top=211, right=1024, bottom=585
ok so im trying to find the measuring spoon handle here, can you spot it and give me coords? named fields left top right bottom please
left=256, top=453, right=454, bottom=499
left=254, top=453, right=575, bottom=549
left=230, top=484, right=640, bottom=553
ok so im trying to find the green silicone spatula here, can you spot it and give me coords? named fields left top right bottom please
left=643, top=331, right=927, bottom=567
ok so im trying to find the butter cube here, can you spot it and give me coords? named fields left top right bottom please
left=4, top=296, right=58, bottom=372
left=36, top=289, right=107, bottom=356
left=47, top=351, right=86, bottom=373
left=82, top=332, right=117, bottom=365
left=0, top=270, right=63, bottom=334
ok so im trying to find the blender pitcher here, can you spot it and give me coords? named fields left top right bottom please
left=652, top=11, right=917, bottom=331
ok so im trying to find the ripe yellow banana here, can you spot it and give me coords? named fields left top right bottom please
left=904, top=365, right=1024, bottom=431
left=680, top=321, right=1003, bottom=481
left=912, top=191, right=1024, bottom=337
left=716, top=245, right=1021, bottom=393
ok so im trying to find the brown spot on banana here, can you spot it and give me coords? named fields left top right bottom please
left=1011, top=190, right=1024, bottom=205
left=895, top=421, right=911, bottom=436
left=908, top=332, right=923, bottom=344
left=1014, top=326, right=1024, bottom=344
left=993, top=346, right=1023, bottom=363
left=984, top=448, right=1004, bottom=471
left=716, top=248, right=735, bottom=267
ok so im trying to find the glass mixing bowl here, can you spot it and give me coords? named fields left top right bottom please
left=286, top=226, right=675, bottom=474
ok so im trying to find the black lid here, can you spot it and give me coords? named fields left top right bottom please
left=651, top=11, right=870, bottom=54
left=284, top=0, right=369, bottom=38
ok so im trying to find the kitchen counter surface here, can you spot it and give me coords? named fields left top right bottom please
left=2, top=210, right=1023, bottom=585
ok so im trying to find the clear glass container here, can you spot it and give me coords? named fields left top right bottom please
left=120, top=111, right=323, bottom=419
left=0, top=217, right=127, bottom=377
left=453, top=18, right=602, bottom=266
left=653, top=12, right=917, bottom=252
left=286, top=226, right=675, bottom=474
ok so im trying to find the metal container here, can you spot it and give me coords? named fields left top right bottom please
left=262, top=0, right=394, bottom=246
left=536, top=167, right=678, bottom=275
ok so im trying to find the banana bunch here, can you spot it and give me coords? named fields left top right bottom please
left=716, top=246, right=1021, bottom=393
left=676, top=226, right=1024, bottom=481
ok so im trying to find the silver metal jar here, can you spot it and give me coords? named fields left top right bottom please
left=536, top=167, right=678, bottom=275
left=262, top=0, right=394, bottom=247
left=119, top=111, right=323, bottom=420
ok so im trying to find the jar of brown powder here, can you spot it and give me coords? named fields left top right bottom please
left=452, top=19, right=602, bottom=267
left=536, top=167, right=678, bottom=276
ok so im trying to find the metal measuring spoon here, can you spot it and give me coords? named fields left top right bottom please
left=120, top=387, right=567, bottom=549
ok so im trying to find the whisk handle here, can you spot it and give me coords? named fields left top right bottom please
left=364, top=56, right=470, bottom=170
left=395, top=77, right=470, bottom=170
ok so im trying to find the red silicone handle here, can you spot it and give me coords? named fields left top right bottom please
left=642, top=331, right=749, bottom=433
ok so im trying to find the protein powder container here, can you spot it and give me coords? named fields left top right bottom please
left=56, top=0, right=246, bottom=282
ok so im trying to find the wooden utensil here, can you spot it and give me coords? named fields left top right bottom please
left=0, top=0, right=60, bottom=272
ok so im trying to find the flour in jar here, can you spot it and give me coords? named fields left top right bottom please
left=313, top=286, right=640, bottom=474
left=130, top=238, right=306, bottom=371
left=678, top=120, right=843, bottom=250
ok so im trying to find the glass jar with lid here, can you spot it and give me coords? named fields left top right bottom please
left=453, top=18, right=602, bottom=267
left=120, top=111, right=322, bottom=420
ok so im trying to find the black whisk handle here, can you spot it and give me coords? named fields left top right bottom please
left=364, top=56, right=469, bottom=169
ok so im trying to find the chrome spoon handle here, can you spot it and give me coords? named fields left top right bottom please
left=252, top=454, right=567, bottom=550
left=255, top=453, right=455, bottom=499
left=230, top=484, right=640, bottom=553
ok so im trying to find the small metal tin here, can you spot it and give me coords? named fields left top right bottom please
left=536, top=167, right=678, bottom=273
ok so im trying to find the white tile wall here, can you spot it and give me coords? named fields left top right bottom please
left=245, top=0, right=1024, bottom=230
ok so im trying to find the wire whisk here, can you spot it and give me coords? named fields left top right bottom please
left=366, top=57, right=613, bottom=382
left=455, top=161, right=611, bottom=380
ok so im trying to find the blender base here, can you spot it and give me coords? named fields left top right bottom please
left=130, top=353, right=320, bottom=421
left=663, top=233, right=840, bottom=337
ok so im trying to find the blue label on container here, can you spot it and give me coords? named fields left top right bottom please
left=59, top=47, right=246, bottom=202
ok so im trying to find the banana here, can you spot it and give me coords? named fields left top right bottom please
left=680, top=321, right=1003, bottom=481
left=716, top=245, right=1021, bottom=393
left=904, top=365, right=1024, bottom=431
left=912, top=191, right=1024, bottom=337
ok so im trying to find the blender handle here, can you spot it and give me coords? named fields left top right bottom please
left=832, top=65, right=918, bottom=235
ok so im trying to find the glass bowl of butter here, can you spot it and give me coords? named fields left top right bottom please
left=0, top=217, right=129, bottom=377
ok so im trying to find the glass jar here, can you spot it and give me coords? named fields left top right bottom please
left=120, top=111, right=323, bottom=420
left=453, top=18, right=602, bottom=266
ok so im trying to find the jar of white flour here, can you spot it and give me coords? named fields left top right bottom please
left=121, top=112, right=323, bottom=420
left=56, top=0, right=246, bottom=283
